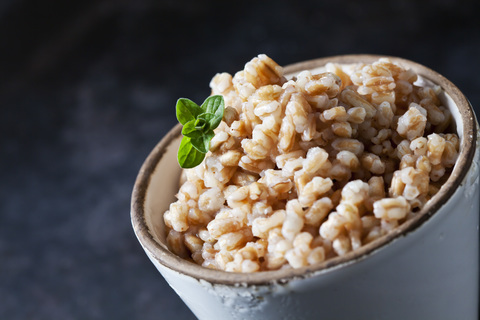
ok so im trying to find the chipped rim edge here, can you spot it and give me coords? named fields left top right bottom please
left=131, top=54, right=477, bottom=286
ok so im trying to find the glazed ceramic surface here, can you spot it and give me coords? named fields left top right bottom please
left=131, top=55, right=479, bottom=320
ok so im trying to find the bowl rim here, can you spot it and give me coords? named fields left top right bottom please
left=131, top=54, right=477, bottom=285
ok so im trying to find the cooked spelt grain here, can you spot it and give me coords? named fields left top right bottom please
left=164, top=55, right=460, bottom=272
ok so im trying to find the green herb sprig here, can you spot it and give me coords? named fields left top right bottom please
left=176, top=95, right=224, bottom=168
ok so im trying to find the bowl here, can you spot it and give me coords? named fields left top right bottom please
left=131, top=55, right=479, bottom=320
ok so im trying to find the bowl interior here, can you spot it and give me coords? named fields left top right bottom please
left=133, top=54, right=476, bottom=285
left=144, top=134, right=182, bottom=248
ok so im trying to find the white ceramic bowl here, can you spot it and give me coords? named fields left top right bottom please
left=131, top=55, right=479, bottom=320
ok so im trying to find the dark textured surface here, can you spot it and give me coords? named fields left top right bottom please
left=1, top=0, right=479, bottom=319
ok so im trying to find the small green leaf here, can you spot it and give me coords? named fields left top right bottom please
left=197, top=113, right=220, bottom=131
left=177, top=136, right=206, bottom=168
left=190, top=130, right=215, bottom=153
left=181, top=120, right=203, bottom=139
left=194, top=118, right=208, bottom=131
left=176, top=98, right=203, bottom=125
left=174, top=95, right=225, bottom=169
left=200, top=95, right=224, bottom=129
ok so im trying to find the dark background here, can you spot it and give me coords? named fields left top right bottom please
left=1, top=0, right=479, bottom=319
